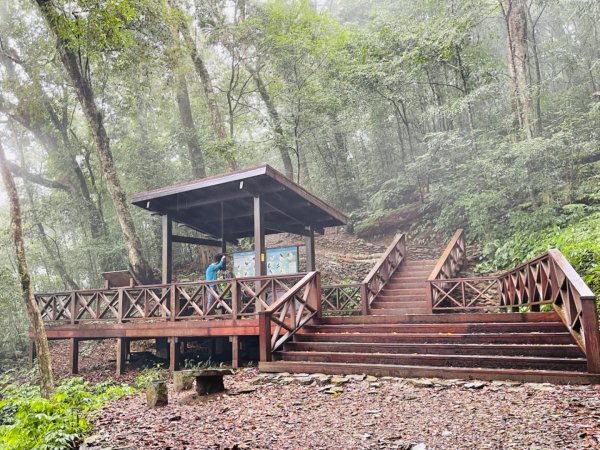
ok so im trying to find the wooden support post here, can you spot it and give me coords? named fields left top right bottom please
left=581, top=298, right=600, bottom=373
left=258, top=312, right=272, bottom=362
left=305, top=226, right=316, bottom=271
left=162, top=214, right=173, bottom=285
left=425, top=283, right=433, bottom=314
left=29, top=339, right=37, bottom=367
left=116, top=337, right=128, bottom=376
left=169, top=337, right=180, bottom=372
left=220, top=202, right=227, bottom=255
left=360, top=283, right=369, bottom=315
left=308, top=272, right=322, bottom=319
left=69, top=338, right=79, bottom=375
left=156, top=337, right=169, bottom=359
left=231, top=336, right=239, bottom=369
left=254, top=195, right=266, bottom=312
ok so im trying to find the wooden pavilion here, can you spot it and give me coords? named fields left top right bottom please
left=34, top=166, right=600, bottom=384
left=131, top=164, right=347, bottom=284
left=34, top=165, right=347, bottom=375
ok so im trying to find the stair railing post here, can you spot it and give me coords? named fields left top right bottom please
left=426, top=282, right=433, bottom=314
left=311, top=272, right=322, bottom=319
left=581, top=297, right=600, bottom=373
left=258, top=311, right=272, bottom=362
left=360, top=283, right=369, bottom=315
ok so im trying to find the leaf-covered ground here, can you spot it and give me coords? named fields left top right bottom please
left=82, top=370, right=600, bottom=450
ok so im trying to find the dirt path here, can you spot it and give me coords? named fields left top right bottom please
left=84, top=369, right=600, bottom=450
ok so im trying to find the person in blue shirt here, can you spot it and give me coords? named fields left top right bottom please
left=206, top=254, right=226, bottom=314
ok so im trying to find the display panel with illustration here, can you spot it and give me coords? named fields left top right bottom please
left=232, top=246, right=300, bottom=277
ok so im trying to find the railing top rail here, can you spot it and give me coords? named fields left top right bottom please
left=428, top=229, right=464, bottom=282
left=496, top=251, right=551, bottom=278
left=35, top=272, right=309, bottom=297
left=429, top=275, right=499, bottom=283
left=265, top=271, right=317, bottom=313
left=361, top=234, right=405, bottom=285
left=496, top=249, right=595, bottom=299
left=548, top=249, right=595, bottom=299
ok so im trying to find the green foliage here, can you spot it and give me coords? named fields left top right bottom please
left=133, top=364, right=167, bottom=389
left=0, top=375, right=134, bottom=450
left=182, top=357, right=225, bottom=370
left=479, top=210, right=600, bottom=294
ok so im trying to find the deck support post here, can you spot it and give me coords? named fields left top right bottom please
left=254, top=195, right=266, bottom=311
left=69, top=338, right=79, bottom=375
left=230, top=336, right=239, bottom=369
left=169, top=337, right=180, bottom=371
left=305, top=226, right=316, bottom=271
left=162, top=214, right=173, bottom=285
left=156, top=337, right=169, bottom=360
left=116, top=337, right=128, bottom=376
left=29, top=339, right=37, bottom=366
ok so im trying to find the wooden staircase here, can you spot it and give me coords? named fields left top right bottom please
left=370, top=259, right=437, bottom=315
left=261, top=312, right=600, bottom=383
left=258, top=231, right=600, bottom=384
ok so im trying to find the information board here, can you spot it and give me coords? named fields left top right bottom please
left=232, top=246, right=300, bottom=277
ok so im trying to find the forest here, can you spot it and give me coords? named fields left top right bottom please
left=1, top=0, right=599, bottom=362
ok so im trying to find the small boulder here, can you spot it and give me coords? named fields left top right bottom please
left=146, top=380, right=168, bottom=408
left=173, top=370, right=196, bottom=392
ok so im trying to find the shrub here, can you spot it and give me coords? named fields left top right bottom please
left=0, top=375, right=134, bottom=450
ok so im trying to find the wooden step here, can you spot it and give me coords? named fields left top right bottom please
left=372, top=296, right=428, bottom=303
left=395, top=269, right=433, bottom=276
left=294, top=332, right=576, bottom=345
left=284, top=341, right=584, bottom=358
left=404, top=259, right=438, bottom=265
left=276, top=351, right=588, bottom=371
left=318, top=312, right=562, bottom=325
left=302, top=322, right=567, bottom=334
left=259, top=361, right=600, bottom=384
left=370, top=307, right=430, bottom=315
left=385, top=281, right=428, bottom=288
left=379, top=288, right=427, bottom=296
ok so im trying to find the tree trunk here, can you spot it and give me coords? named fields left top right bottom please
left=167, top=0, right=237, bottom=171
left=503, top=0, right=536, bottom=139
left=0, top=141, right=54, bottom=399
left=248, top=67, right=294, bottom=179
left=174, top=70, right=207, bottom=179
left=526, top=3, right=544, bottom=135
left=0, top=50, right=106, bottom=237
left=35, top=0, right=155, bottom=283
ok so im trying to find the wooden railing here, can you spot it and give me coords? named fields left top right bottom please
left=259, top=271, right=321, bottom=362
left=35, top=273, right=307, bottom=324
left=321, top=283, right=362, bottom=315
left=428, top=248, right=599, bottom=373
left=361, top=234, right=407, bottom=314
left=427, top=229, right=466, bottom=313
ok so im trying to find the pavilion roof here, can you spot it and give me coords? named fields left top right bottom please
left=131, top=165, right=347, bottom=240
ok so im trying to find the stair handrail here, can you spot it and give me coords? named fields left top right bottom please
left=360, top=234, right=407, bottom=314
left=498, top=248, right=599, bottom=372
left=427, top=229, right=466, bottom=312
left=259, top=271, right=321, bottom=362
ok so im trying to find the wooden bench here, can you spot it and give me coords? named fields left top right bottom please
left=173, top=368, right=235, bottom=394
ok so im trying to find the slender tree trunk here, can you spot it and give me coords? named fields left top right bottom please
left=174, top=70, right=207, bottom=178
left=167, top=0, right=237, bottom=171
left=503, top=0, right=536, bottom=139
left=0, top=141, right=54, bottom=398
left=247, top=67, right=294, bottom=179
left=0, top=50, right=106, bottom=237
left=13, top=127, right=80, bottom=290
left=35, top=0, right=155, bottom=283
left=526, top=3, right=544, bottom=135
